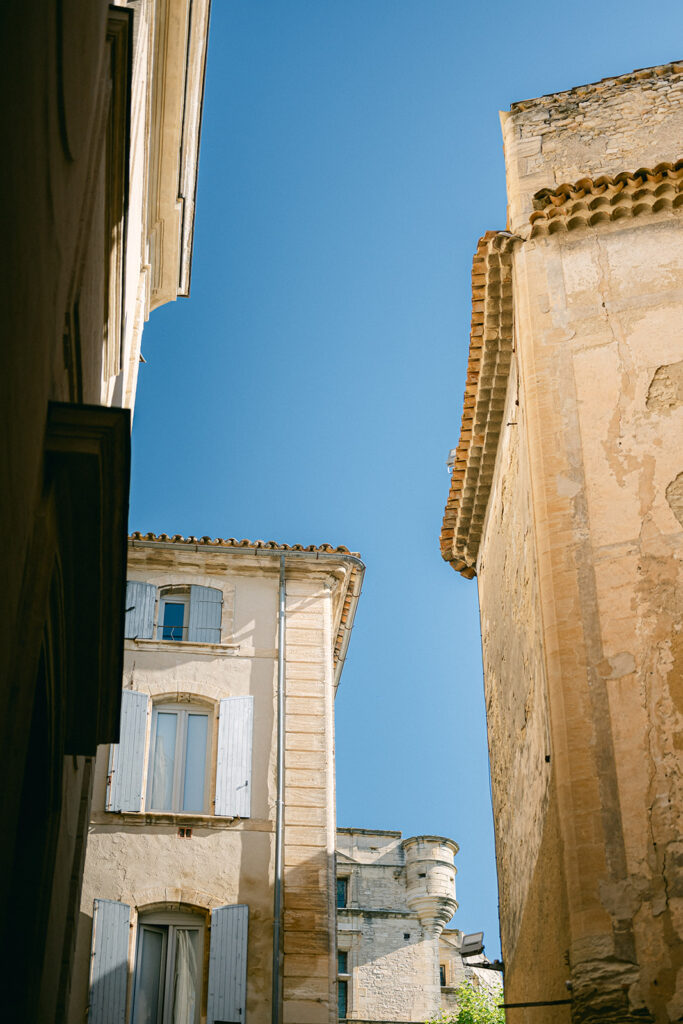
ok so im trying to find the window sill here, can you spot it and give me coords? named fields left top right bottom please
left=93, top=811, right=275, bottom=831
left=126, top=638, right=241, bottom=656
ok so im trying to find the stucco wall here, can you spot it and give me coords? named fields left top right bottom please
left=70, top=544, right=349, bottom=1024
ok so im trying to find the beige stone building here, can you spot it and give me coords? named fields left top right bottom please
left=69, top=532, right=364, bottom=1024
left=441, top=62, right=683, bottom=1023
left=1, top=3, right=210, bottom=1019
left=336, top=827, right=499, bottom=1022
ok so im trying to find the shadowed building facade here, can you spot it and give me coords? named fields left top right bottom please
left=0, top=2, right=210, bottom=1018
left=441, top=62, right=683, bottom=1023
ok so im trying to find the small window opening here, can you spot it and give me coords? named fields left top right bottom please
left=337, top=877, right=349, bottom=909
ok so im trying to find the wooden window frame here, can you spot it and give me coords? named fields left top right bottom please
left=132, top=910, right=205, bottom=1024
left=146, top=702, right=213, bottom=814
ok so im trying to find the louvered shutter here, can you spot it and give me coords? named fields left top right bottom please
left=106, top=690, right=149, bottom=812
left=207, top=904, right=249, bottom=1024
left=124, top=581, right=156, bottom=639
left=187, top=585, right=223, bottom=643
left=215, top=696, right=253, bottom=817
left=88, top=899, right=130, bottom=1024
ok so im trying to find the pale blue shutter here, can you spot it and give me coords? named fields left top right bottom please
left=106, top=690, right=149, bottom=812
left=124, top=581, right=156, bottom=639
left=215, top=696, right=253, bottom=818
left=88, top=898, right=130, bottom=1024
left=207, top=904, right=249, bottom=1024
left=187, top=585, right=222, bottom=643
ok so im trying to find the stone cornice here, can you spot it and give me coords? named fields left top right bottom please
left=440, top=232, right=517, bottom=578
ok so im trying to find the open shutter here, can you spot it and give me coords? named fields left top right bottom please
left=106, top=690, right=149, bottom=812
left=124, top=581, right=156, bottom=639
left=207, top=904, right=249, bottom=1024
left=187, top=585, right=222, bottom=643
left=215, top=696, right=253, bottom=817
left=88, top=898, right=130, bottom=1024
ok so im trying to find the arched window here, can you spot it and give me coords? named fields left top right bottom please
left=147, top=702, right=211, bottom=813
left=131, top=910, right=204, bottom=1024
left=157, top=586, right=190, bottom=641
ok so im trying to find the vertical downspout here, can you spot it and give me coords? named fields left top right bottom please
left=272, top=554, right=286, bottom=1024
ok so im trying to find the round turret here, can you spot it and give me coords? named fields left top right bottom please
left=403, top=835, right=459, bottom=936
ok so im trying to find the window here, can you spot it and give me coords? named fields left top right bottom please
left=147, top=704, right=210, bottom=813
left=132, top=912, right=204, bottom=1024
left=338, top=949, right=350, bottom=1020
left=440, top=964, right=447, bottom=987
left=337, top=877, right=348, bottom=909
left=338, top=980, right=348, bottom=1020
left=90, top=901, right=249, bottom=1024
left=107, top=691, right=254, bottom=817
left=158, top=590, right=189, bottom=641
left=124, top=581, right=223, bottom=644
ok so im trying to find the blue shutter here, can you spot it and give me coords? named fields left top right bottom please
left=215, top=697, right=253, bottom=818
left=187, top=585, right=222, bottom=643
left=124, top=581, right=156, bottom=639
left=88, top=898, right=130, bottom=1024
left=207, top=904, right=249, bottom=1024
left=106, top=690, right=149, bottom=812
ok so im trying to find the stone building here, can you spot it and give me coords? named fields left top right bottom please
left=1, top=3, right=210, bottom=1018
left=336, top=827, right=498, bottom=1022
left=69, top=532, right=364, bottom=1024
left=440, top=62, right=683, bottom=1023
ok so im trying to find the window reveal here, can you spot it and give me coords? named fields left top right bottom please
left=337, top=877, right=348, bottom=908
left=148, top=706, right=210, bottom=813
left=132, top=914, right=203, bottom=1024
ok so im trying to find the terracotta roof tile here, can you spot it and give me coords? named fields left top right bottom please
left=529, top=160, right=683, bottom=236
left=440, top=231, right=517, bottom=578
left=129, top=531, right=359, bottom=557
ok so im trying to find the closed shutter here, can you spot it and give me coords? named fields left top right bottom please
left=88, top=899, right=130, bottom=1024
left=207, top=904, right=249, bottom=1024
left=215, top=696, right=253, bottom=818
left=106, top=690, right=149, bottom=812
left=124, top=581, right=156, bottom=639
left=187, top=585, right=223, bottom=643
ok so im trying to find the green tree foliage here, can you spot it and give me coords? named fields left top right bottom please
left=427, top=981, right=505, bottom=1024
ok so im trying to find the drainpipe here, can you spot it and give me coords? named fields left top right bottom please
left=272, top=553, right=286, bottom=1024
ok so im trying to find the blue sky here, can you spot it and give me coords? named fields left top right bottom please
left=130, top=1, right=683, bottom=960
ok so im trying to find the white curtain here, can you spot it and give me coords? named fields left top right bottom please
left=172, top=929, right=199, bottom=1024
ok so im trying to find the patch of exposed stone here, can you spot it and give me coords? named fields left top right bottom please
left=509, top=61, right=683, bottom=113
left=440, top=231, right=517, bottom=577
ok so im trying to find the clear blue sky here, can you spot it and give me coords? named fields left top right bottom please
left=130, top=1, right=683, bottom=961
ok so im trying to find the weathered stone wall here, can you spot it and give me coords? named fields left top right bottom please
left=336, top=829, right=469, bottom=1022
left=451, top=63, right=683, bottom=1024
left=501, top=63, right=683, bottom=234
left=483, top=66, right=683, bottom=1023
left=477, top=355, right=556, bottom=966
left=337, top=830, right=441, bottom=1021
